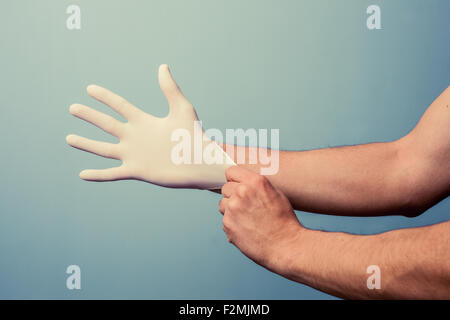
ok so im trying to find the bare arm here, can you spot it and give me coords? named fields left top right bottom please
left=220, top=166, right=450, bottom=299
left=223, top=86, right=450, bottom=217
left=278, top=220, right=450, bottom=299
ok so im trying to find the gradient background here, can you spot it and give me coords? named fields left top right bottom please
left=0, top=0, right=449, bottom=299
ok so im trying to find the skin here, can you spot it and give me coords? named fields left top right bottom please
left=219, top=86, right=450, bottom=299
left=66, top=67, right=449, bottom=298
left=221, top=86, right=450, bottom=217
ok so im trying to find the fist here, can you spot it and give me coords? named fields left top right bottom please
left=219, top=166, right=303, bottom=271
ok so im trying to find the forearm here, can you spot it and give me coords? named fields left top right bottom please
left=271, top=221, right=450, bottom=299
left=223, top=140, right=416, bottom=216
left=221, top=87, right=450, bottom=217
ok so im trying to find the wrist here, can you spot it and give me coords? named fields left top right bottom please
left=266, top=223, right=311, bottom=278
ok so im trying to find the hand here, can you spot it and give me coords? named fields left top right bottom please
left=219, top=166, right=304, bottom=272
left=66, top=64, right=234, bottom=189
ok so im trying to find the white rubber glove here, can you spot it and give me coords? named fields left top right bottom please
left=66, top=64, right=235, bottom=189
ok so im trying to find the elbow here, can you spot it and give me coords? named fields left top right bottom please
left=401, top=191, right=447, bottom=217
left=399, top=178, right=434, bottom=218
left=399, top=179, right=438, bottom=218
left=393, top=138, right=438, bottom=218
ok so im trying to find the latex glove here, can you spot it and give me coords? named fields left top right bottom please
left=66, top=64, right=235, bottom=189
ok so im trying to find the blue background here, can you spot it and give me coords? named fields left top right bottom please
left=0, top=0, right=449, bottom=299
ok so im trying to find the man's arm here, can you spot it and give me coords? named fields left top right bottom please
left=222, top=86, right=450, bottom=217
left=219, top=166, right=450, bottom=299
left=282, top=221, right=450, bottom=299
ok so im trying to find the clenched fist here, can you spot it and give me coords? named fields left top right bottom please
left=219, top=166, right=304, bottom=273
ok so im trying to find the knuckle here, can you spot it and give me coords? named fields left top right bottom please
left=253, top=174, right=267, bottom=186
left=228, top=199, right=240, bottom=211
left=218, top=199, right=225, bottom=213
left=222, top=215, right=231, bottom=229
left=225, top=166, right=235, bottom=180
left=221, top=184, right=227, bottom=195
left=236, top=184, right=249, bottom=197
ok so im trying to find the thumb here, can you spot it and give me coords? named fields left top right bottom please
left=158, top=64, right=189, bottom=113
